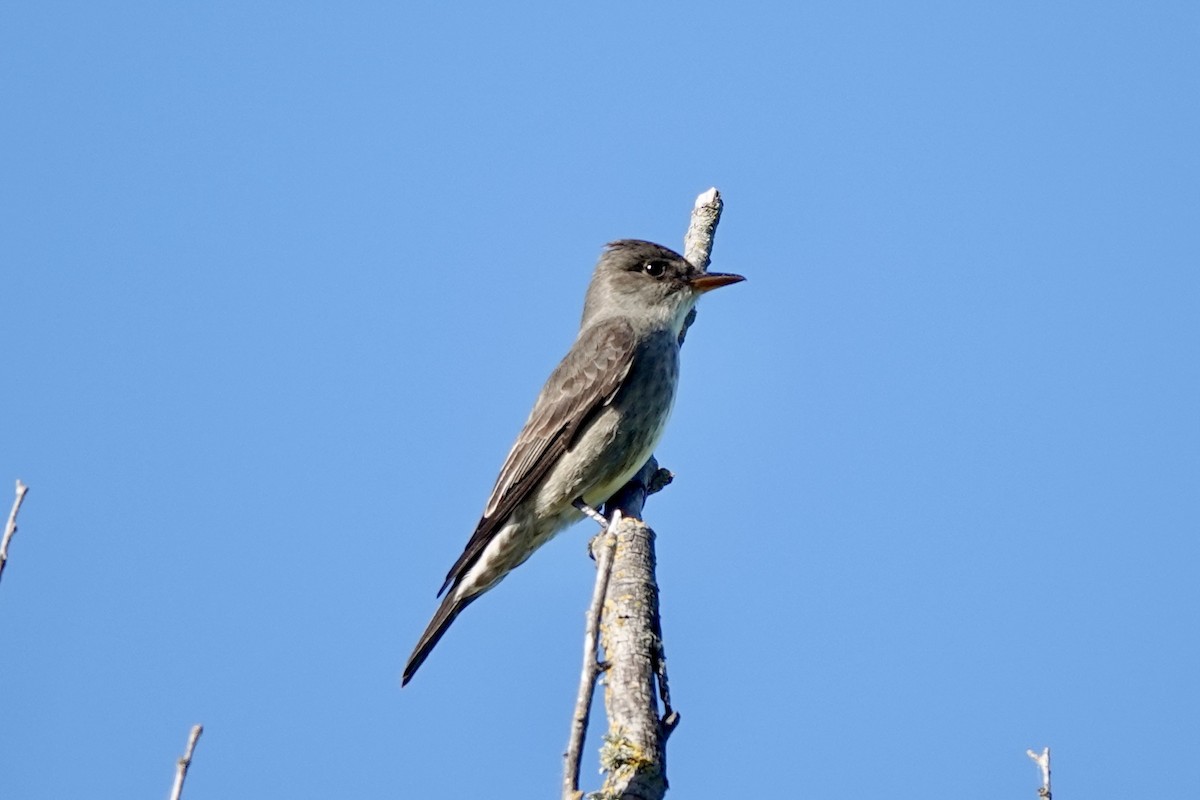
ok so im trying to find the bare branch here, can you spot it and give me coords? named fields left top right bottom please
left=683, top=187, right=723, bottom=271
left=0, top=479, right=30, bottom=587
left=596, top=514, right=667, bottom=799
left=678, top=187, right=724, bottom=347
left=563, top=511, right=622, bottom=800
left=169, top=724, right=204, bottom=800
left=568, top=190, right=724, bottom=798
left=1026, top=746, right=1052, bottom=800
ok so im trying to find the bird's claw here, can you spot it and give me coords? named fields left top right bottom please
left=572, top=498, right=609, bottom=529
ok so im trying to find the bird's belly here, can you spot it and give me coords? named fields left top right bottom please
left=577, top=405, right=669, bottom=509
left=535, top=352, right=678, bottom=515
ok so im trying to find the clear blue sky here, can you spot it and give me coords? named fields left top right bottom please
left=2, top=2, right=1197, bottom=798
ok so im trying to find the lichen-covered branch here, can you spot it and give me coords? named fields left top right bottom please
left=0, top=479, right=30, bottom=588
left=683, top=187, right=723, bottom=272
left=595, top=511, right=668, bottom=800
left=678, top=187, right=724, bottom=347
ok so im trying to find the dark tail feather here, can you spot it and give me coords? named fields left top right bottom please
left=402, top=592, right=475, bottom=686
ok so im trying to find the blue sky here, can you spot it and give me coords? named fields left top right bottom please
left=2, top=2, right=1197, bottom=797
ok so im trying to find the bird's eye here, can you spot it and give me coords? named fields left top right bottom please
left=643, top=260, right=668, bottom=277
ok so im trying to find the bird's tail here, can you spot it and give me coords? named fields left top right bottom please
left=402, top=591, right=475, bottom=686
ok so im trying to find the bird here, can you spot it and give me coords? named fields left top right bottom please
left=402, top=239, right=743, bottom=686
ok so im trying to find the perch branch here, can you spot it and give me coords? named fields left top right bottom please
left=596, top=511, right=666, bottom=798
left=595, top=191, right=722, bottom=798
left=567, top=189, right=723, bottom=799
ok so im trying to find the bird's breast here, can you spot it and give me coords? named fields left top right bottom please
left=536, top=332, right=680, bottom=514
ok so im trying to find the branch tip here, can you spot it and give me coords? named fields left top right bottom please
left=1026, top=746, right=1051, bottom=799
left=0, top=479, right=31, bottom=587
left=169, top=724, right=204, bottom=800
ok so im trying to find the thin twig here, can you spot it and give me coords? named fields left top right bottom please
left=169, top=724, right=204, bottom=800
left=651, top=607, right=677, bottom=740
left=1026, top=746, right=1051, bottom=800
left=0, top=480, right=30, bottom=587
left=562, top=511, right=622, bottom=800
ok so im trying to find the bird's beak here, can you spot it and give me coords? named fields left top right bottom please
left=689, top=272, right=746, bottom=293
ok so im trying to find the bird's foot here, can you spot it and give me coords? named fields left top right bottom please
left=573, top=498, right=609, bottom=529
left=584, top=507, right=624, bottom=563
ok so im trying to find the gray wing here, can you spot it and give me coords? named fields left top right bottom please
left=438, top=317, right=638, bottom=596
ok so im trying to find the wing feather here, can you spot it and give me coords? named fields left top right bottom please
left=437, top=318, right=637, bottom=596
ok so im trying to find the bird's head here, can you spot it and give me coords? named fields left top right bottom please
left=581, top=239, right=744, bottom=336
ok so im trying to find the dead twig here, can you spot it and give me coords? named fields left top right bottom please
left=1026, top=746, right=1051, bottom=800
left=562, top=511, right=622, bottom=800
left=169, top=724, right=204, bottom=800
left=0, top=480, right=30, bottom=587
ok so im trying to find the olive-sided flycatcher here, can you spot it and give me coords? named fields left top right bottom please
left=403, top=239, right=743, bottom=685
